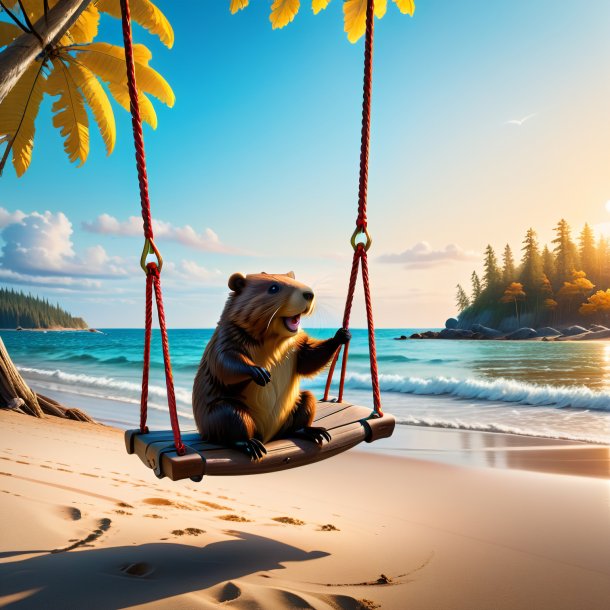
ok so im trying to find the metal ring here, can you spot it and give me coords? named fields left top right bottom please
left=140, top=237, right=163, bottom=273
left=350, top=226, right=372, bottom=251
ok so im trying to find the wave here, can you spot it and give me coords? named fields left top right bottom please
left=342, top=373, right=610, bottom=412
left=348, top=353, right=457, bottom=364
left=50, top=353, right=200, bottom=372
left=17, top=365, right=193, bottom=410
left=395, top=416, right=609, bottom=445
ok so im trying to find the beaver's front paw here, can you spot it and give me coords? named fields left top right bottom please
left=295, top=426, right=332, bottom=446
left=233, top=438, right=267, bottom=461
left=334, top=328, right=351, bottom=345
left=250, top=366, right=271, bottom=386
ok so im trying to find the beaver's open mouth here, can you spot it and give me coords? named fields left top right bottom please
left=283, top=314, right=301, bottom=333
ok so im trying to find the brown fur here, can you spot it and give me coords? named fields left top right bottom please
left=192, top=272, right=348, bottom=448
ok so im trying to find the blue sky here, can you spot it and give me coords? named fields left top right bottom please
left=2, top=1, right=610, bottom=327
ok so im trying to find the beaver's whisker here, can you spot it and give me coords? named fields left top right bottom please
left=265, top=306, right=282, bottom=333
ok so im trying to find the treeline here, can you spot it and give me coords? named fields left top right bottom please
left=456, top=219, right=610, bottom=328
left=0, top=288, right=88, bottom=329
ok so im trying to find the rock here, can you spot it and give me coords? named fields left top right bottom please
left=439, top=328, right=474, bottom=339
left=471, top=324, right=503, bottom=338
left=505, top=327, right=538, bottom=340
left=445, top=318, right=459, bottom=329
left=393, top=335, right=408, bottom=340
left=409, top=333, right=422, bottom=339
left=422, top=331, right=439, bottom=339
left=561, top=325, right=589, bottom=336
left=589, top=325, right=609, bottom=332
left=535, top=327, right=562, bottom=337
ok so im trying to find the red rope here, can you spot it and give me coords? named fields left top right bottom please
left=149, top=264, right=184, bottom=454
left=119, top=0, right=153, bottom=239
left=120, top=0, right=185, bottom=453
left=325, top=0, right=382, bottom=416
left=140, top=270, right=153, bottom=433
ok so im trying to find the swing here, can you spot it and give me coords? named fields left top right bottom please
left=121, top=0, right=395, bottom=481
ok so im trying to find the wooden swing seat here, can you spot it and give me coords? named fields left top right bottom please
left=125, top=400, right=395, bottom=481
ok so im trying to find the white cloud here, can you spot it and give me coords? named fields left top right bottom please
left=82, top=214, right=237, bottom=253
left=164, top=259, right=223, bottom=282
left=0, top=210, right=127, bottom=280
left=378, top=241, right=480, bottom=269
left=0, top=269, right=102, bottom=289
left=0, top=207, right=26, bottom=228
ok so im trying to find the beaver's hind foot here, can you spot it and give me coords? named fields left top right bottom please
left=294, top=426, right=332, bottom=446
left=233, top=438, right=267, bottom=461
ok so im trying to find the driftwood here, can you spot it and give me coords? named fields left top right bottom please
left=0, top=337, right=95, bottom=423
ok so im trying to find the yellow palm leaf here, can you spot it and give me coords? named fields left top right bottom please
left=312, top=0, right=330, bottom=14
left=0, top=21, right=23, bottom=47
left=270, top=0, right=301, bottom=30
left=375, top=0, right=387, bottom=19
left=392, top=0, right=415, bottom=16
left=47, top=59, right=89, bottom=165
left=0, top=62, right=46, bottom=176
left=66, top=4, right=100, bottom=44
left=66, top=57, right=116, bottom=155
left=230, top=0, right=249, bottom=14
left=107, top=82, right=158, bottom=129
left=343, top=0, right=367, bottom=43
left=97, top=0, right=174, bottom=48
left=71, top=42, right=174, bottom=107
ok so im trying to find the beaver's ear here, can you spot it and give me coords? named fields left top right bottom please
left=228, top=273, right=246, bottom=294
left=285, top=271, right=295, bottom=279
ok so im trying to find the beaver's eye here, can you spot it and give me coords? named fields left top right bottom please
left=268, top=284, right=280, bottom=294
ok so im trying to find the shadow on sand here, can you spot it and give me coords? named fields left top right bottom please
left=0, top=530, right=329, bottom=609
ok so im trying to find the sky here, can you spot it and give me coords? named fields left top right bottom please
left=2, top=0, right=610, bottom=328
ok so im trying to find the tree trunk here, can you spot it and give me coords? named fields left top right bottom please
left=0, top=336, right=43, bottom=416
left=0, top=0, right=92, bottom=104
left=0, top=337, right=95, bottom=422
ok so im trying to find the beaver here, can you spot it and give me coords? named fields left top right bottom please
left=192, top=271, right=351, bottom=460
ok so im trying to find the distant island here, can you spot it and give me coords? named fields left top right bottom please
left=453, top=218, right=610, bottom=331
left=0, top=288, right=88, bottom=330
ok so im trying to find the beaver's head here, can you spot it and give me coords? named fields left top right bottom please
left=223, top=271, right=315, bottom=342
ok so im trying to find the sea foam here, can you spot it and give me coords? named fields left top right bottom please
left=343, top=372, right=610, bottom=411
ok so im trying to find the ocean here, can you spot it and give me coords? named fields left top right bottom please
left=3, top=328, right=610, bottom=445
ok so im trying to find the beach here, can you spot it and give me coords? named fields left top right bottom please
left=2, top=408, right=610, bottom=610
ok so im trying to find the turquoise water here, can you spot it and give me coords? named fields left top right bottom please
left=3, top=328, right=610, bottom=444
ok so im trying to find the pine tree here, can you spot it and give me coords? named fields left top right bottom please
left=502, top=244, right=516, bottom=285
left=519, top=228, right=544, bottom=294
left=578, top=223, right=597, bottom=281
left=541, top=245, right=556, bottom=286
left=0, top=289, right=87, bottom=329
left=482, top=245, right=503, bottom=294
left=471, top=271, right=482, bottom=304
left=552, top=218, right=578, bottom=287
left=596, top=237, right=610, bottom=288
left=456, top=284, right=470, bottom=312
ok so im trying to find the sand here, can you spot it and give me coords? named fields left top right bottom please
left=1, top=409, right=610, bottom=609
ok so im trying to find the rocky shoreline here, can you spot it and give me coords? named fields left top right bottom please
left=398, top=321, right=610, bottom=342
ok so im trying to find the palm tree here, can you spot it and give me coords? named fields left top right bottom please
left=0, top=0, right=174, bottom=176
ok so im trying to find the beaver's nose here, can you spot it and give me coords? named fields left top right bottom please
left=303, top=291, right=314, bottom=302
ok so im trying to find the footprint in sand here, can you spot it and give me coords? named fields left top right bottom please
left=143, top=497, right=192, bottom=510
left=58, top=506, right=82, bottom=521
left=218, top=514, right=252, bottom=523
left=171, top=528, right=205, bottom=536
left=51, top=518, right=111, bottom=554
left=120, top=562, right=155, bottom=577
left=211, top=580, right=380, bottom=609
left=198, top=500, right=232, bottom=510
left=272, top=517, right=305, bottom=526
left=319, top=524, right=340, bottom=532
